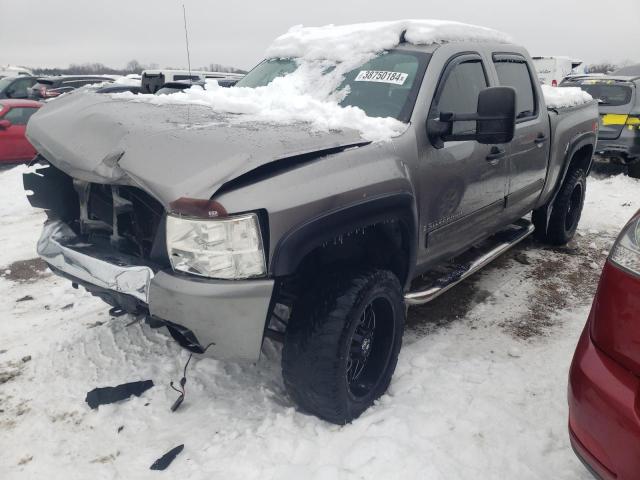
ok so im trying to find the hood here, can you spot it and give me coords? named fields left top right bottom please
left=26, top=92, right=367, bottom=206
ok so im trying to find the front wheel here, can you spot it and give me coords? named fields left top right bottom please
left=282, top=269, right=405, bottom=424
left=628, top=161, right=640, bottom=179
left=534, top=168, right=587, bottom=245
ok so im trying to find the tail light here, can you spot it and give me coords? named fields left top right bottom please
left=590, top=211, right=640, bottom=375
left=551, top=79, right=558, bottom=87
left=610, top=211, right=640, bottom=277
left=38, top=86, right=61, bottom=98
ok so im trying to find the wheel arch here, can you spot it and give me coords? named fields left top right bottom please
left=533, top=136, right=594, bottom=236
left=270, top=192, right=418, bottom=289
left=562, top=133, right=596, bottom=178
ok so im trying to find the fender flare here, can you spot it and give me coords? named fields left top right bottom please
left=553, top=132, right=596, bottom=202
left=536, top=132, right=596, bottom=229
left=270, top=192, right=418, bottom=287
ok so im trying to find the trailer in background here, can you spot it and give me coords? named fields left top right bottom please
left=532, top=56, right=583, bottom=86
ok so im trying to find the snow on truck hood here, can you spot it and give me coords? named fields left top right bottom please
left=26, top=92, right=366, bottom=206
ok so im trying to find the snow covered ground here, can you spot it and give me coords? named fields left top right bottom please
left=0, top=164, right=639, bottom=479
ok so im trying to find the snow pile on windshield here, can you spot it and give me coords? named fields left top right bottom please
left=117, top=60, right=408, bottom=142
left=116, top=20, right=511, bottom=142
left=542, top=85, right=593, bottom=108
left=267, top=20, right=512, bottom=62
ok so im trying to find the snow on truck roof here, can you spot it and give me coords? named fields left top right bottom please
left=266, top=20, right=513, bottom=61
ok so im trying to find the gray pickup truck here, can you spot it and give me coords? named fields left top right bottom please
left=24, top=32, right=598, bottom=423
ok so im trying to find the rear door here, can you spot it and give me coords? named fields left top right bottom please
left=492, top=54, right=550, bottom=217
left=420, top=53, right=508, bottom=261
left=0, top=104, right=15, bottom=160
left=578, top=80, right=636, bottom=139
left=1, top=106, right=39, bottom=160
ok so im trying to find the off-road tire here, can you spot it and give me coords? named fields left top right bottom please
left=628, top=161, right=640, bottom=179
left=282, top=269, right=405, bottom=424
left=535, top=168, right=587, bottom=245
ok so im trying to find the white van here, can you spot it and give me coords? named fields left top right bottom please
left=532, top=57, right=583, bottom=86
left=0, top=65, right=33, bottom=79
left=140, top=70, right=244, bottom=93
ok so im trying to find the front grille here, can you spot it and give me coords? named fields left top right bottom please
left=83, top=183, right=167, bottom=265
left=25, top=160, right=169, bottom=267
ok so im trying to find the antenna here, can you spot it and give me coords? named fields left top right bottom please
left=182, top=4, right=192, bottom=84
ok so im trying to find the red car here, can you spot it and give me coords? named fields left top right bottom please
left=569, top=209, right=640, bottom=479
left=0, top=99, right=41, bottom=163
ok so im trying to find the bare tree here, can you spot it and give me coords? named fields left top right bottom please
left=31, top=60, right=246, bottom=76
left=587, top=63, right=618, bottom=74
left=125, top=59, right=143, bottom=74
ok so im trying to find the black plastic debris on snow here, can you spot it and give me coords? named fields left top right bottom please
left=85, top=380, right=154, bottom=409
left=150, top=444, right=184, bottom=471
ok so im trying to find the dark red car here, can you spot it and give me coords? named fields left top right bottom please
left=0, top=99, right=41, bottom=163
left=569, top=209, right=640, bottom=479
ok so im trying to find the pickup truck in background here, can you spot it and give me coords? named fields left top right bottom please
left=23, top=24, right=598, bottom=424
left=562, top=74, right=640, bottom=178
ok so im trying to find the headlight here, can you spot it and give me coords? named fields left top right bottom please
left=610, top=213, right=640, bottom=277
left=166, top=213, right=266, bottom=279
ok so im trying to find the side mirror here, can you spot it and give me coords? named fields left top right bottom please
left=428, top=86, right=516, bottom=148
left=476, top=86, right=517, bottom=144
left=0, top=119, right=11, bottom=130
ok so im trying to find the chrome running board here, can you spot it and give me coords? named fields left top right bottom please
left=404, top=219, right=535, bottom=306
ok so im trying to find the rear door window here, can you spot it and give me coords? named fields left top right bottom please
left=432, top=59, right=488, bottom=135
left=173, top=75, right=201, bottom=81
left=493, top=57, right=537, bottom=120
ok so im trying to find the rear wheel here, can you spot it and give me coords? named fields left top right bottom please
left=628, top=161, right=640, bottom=179
left=282, top=269, right=405, bottom=424
left=534, top=168, right=587, bottom=245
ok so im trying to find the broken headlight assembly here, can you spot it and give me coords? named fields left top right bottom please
left=166, top=208, right=266, bottom=280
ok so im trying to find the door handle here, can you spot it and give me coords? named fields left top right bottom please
left=534, top=134, right=548, bottom=144
left=486, top=146, right=506, bottom=163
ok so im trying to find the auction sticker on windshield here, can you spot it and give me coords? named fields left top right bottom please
left=355, top=70, right=408, bottom=85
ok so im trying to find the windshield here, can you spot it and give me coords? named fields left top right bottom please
left=235, top=51, right=429, bottom=122
left=577, top=82, right=633, bottom=106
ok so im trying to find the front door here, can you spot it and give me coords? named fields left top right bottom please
left=419, top=54, right=508, bottom=264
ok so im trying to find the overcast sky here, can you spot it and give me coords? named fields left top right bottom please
left=2, top=0, right=639, bottom=70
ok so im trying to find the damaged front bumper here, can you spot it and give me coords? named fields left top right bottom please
left=38, top=219, right=275, bottom=361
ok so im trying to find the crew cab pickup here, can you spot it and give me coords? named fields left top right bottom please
left=23, top=21, right=598, bottom=424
